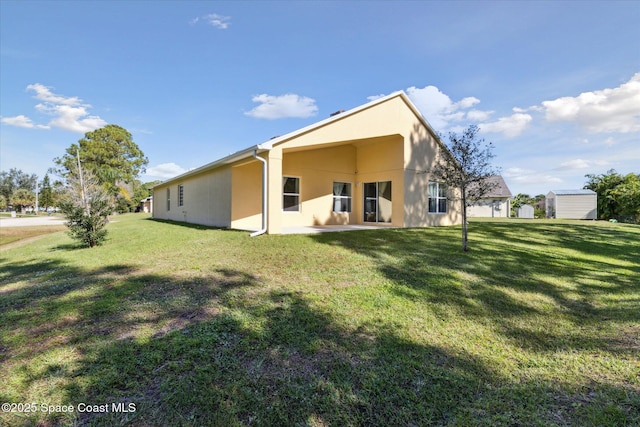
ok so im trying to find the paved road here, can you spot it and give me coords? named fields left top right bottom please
left=0, top=216, right=66, bottom=227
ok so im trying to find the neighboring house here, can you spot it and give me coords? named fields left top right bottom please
left=152, top=91, right=462, bottom=234
left=139, top=197, right=153, bottom=214
left=546, top=190, right=597, bottom=219
left=517, top=204, right=534, bottom=219
left=467, top=175, right=512, bottom=218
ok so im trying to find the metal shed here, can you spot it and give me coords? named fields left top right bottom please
left=517, top=204, right=534, bottom=219
left=546, top=189, right=597, bottom=219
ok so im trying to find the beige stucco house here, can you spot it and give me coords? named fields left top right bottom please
left=152, top=91, right=462, bottom=234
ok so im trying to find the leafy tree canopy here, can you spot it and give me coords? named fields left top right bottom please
left=53, top=124, right=148, bottom=194
left=0, top=168, right=37, bottom=202
left=585, top=169, right=640, bottom=223
left=10, top=188, right=35, bottom=213
left=39, top=174, right=55, bottom=209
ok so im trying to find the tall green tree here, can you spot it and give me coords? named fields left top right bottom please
left=39, top=174, right=55, bottom=210
left=432, top=125, right=500, bottom=251
left=585, top=169, right=640, bottom=222
left=53, top=124, right=148, bottom=202
left=609, top=173, right=640, bottom=223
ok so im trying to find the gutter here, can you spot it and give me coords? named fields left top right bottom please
left=250, top=149, right=268, bottom=237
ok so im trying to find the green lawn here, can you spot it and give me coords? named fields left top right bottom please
left=1, top=214, right=638, bottom=426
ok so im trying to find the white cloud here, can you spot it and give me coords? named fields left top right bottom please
left=0, top=114, right=49, bottom=129
left=244, top=93, right=318, bottom=119
left=380, top=85, right=511, bottom=135
left=35, top=102, right=107, bottom=133
left=504, top=167, right=562, bottom=186
left=541, top=72, right=640, bottom=133
left=146, top=163, right=187, bottom=179
left=190, top=13, right=231, bottom=29
left=559, top=159, right=590, bottom=169
left=1, top=84, right=107, bottom=133
left=479, top=113, right=532, bottom=137
left=558, top=158, right=609, bottom=170
left=466, top=109, right=494, bottom=121
left=455, top=96, right=481, bottom=109
left=405, top=85, right=465, bottom=129
left=367, top=94, right=386, bottom=102
left=27, top=83, right=80, bottom=105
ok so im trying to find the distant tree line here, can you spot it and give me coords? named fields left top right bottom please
left=584, top=169, right=640, bottom=223
left=0, top=168, right=51, bottom=213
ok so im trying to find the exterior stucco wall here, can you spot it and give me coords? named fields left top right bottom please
left=281, top=144, right=358, bottom=227
left=401, top=108, right=462, bottom=227
left=231, top=160, right=263, bottom=231
left=278, top=97, right=410, bottom=151
left=153, top=167, right=232, bottom=227
left=468, top=198, right=510, bottom=218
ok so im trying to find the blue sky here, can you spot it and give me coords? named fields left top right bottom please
left=1, top=0, right=638, bottom=196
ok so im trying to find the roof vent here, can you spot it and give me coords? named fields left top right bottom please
left=330, top=110, right=345, bottom=117
left=270, top=135, right=280, bottom=140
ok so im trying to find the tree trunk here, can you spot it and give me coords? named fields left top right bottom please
left=462, top=192, right=469, bottom=251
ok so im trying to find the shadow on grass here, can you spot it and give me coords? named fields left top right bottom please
left=1, top=258, right=491, bottom=425
left=310, top=223, right=640, bottom=347
left=1, top=221, right=638, bottom=426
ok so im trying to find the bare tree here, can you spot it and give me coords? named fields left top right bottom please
left=58, top=153, right=112, bottom=248
left=432, top=125, right=500, bottom=251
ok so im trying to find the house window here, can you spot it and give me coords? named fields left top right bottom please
left=333, top=182, right=352, bottom=213
left=283, top=177, right=300, bottom=212
left=428, top=182, right=447, bottom=213
left=364, top=181, right=392, bottom=223
left=166, top=188, right=171, bottom=211
left=178, top=185, right=184, bottom=207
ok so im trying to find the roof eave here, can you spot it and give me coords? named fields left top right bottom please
left=152, top=144, right=271, bottom=188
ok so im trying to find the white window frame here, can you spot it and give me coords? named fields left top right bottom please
left=428, top=182, right=447, bottom=214
left=282, top=176, right=301, bottom=212
left=166, top=188, right=171, bottom=211
left=332, top=182, right=352, bottom=213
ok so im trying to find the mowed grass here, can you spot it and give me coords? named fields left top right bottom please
left=0, top=225, right=67, bottom=246
left=0, top=214, right=638, bottom=426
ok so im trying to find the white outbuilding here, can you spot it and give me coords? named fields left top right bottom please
left=546, top=189, right=597, bottom=219
left=517, top=204, right=535, bottom=219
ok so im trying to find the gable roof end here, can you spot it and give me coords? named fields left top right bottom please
left=153, top=91, right=447, bottom=188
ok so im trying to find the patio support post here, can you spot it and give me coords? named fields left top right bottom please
left=250, top=150, right=268, bottom=237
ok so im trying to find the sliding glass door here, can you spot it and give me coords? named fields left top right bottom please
left=363, top=181, right=391, bottom=223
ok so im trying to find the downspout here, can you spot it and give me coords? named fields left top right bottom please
left=250, top=149, right=268, bottom=237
